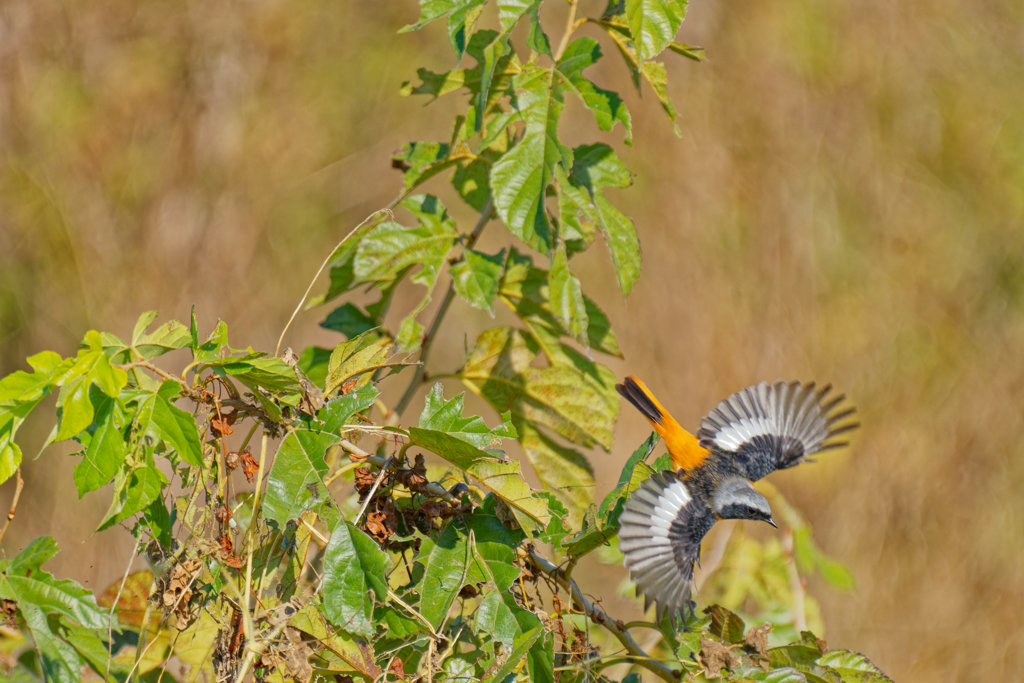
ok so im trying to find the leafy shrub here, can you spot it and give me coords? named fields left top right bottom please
left=0, top=1, right=890, bottom=681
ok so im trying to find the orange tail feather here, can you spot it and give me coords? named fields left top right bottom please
left=615, top=376, right=709, bottom=472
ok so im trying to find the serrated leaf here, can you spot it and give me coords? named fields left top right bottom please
left=497, top=249, right=622, bottom=357
left=491, top=66, right=573, bottom=253
left=549, top=243, right=589, bottom=346
left=264, top=429, right=341, bottom=527
left=129, top=380, right=203, bottom=468
left=459, top=327, right=618, bottom=449
left=55, top=332, right=128, bottom=442
left=741, top=668, right=810, bottom=683
left=322, top=522, right=391, bottom=637
left=304, top=383, right=379, bottom=434
left=297, top=346, right=333, bottom=388
left=516, top=421, right=594, bottom=524
left=324, top=332, right=409, bottom=396
left=401, top=67, right=468, bottom=98
left=131, top=312, right=191, bottom=360
left=418, top=383, right=516, bottom=449
left=556, top=156, right=641, bottom=296
left=556, top=38, right=632, bottom=144
left=626, top=0, right=688, bottom=61
left=407, top=427, right=550, bottom=532
left=72, top=393, right=127, bottom=495
left=817, top=651, right=893, bottom=683
left=451, top=248, right=506, bottom=313
left=0, top=538, right=107, bottom=629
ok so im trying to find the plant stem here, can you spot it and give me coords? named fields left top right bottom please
left=0, top=468, right=24, bottom=547
left=394, top=197, right=494, bottom=417
left=528, top=547, right=680, bottom=682
left=554, top=0, right=580, bottom=61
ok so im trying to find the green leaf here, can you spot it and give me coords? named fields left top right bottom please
left=401, top=67, right=468, bottom=98
left=548, top=244, right=589, bottom=346
left=526, top=5, right=551, bottom=56
left=491, top=66, right=573, bottom=253
left=516, top=420, right=594, bottom=524
left=0, top=353, right=63, bottom=484
left=556, top=38, right=632, bottom=144
left=54, top=332, right=129, bottom=442
left=297, top=346, right=332, bottom=388
left=400, top=0, right=486, bottom=60
left=640, top=60, right=682, bottom=135
left=451, top=248, right=506, bottom=312
left=193, top=319, right=231, bottom=362
left=392, top=141, right=455, bottom=195
left=740, top=668, right=813, bottom=683
left=416, top=522, right=473, bottom=629
left=557, top=147, right=642, bottom=296
left=290, top=603, right=383, bottom=678
left=131, top=312, right=191, bottom=360
left=816, top=651, right=893, bottom=683
left=418, top=383, right=517, bottom=449
left=557, top=434, right=658, bottom=557
left=263, top=429, right=341, bottom=527
left=319, top=303, right=378, bottom=339
left=72, top=393, right=127, bottom=496
left=324, top=333, right=408, bottom=396
left=132, top=380, right=204, bottom=468
left=480, top=627, right=543, bottom=683
left=497, top=249, right=622, bottom=357
left=355, top=195, right=458, bottom=351
left=8, top=536, right=60, bottom=574
left=407, top=427, right=550, bottom=533
left=20, top=604, right=81, bottom=683
left=322, top=521, right=390, bottom=638
left=668, top=41, right=705, bottom=61
left=306, top=383, right=379, bottom=434
left=96, top=454, right=168, bottom=531
left=625, top=0, right=688, bottom=61
left=459, top=327, right=618, bottom=449
left=0, top=538, right=107, bottom=629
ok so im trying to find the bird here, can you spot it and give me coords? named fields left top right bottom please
left=615, top=376, right=859, bottom=626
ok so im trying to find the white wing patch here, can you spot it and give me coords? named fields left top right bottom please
left=699, top=380, right=854, bottom=458
left=619, top=473, right=702, bottom=625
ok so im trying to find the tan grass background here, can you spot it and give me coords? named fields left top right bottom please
left=2, top=0, right=1023, bottom=680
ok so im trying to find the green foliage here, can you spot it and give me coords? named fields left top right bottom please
left=0, top=3, right=884, bottom=683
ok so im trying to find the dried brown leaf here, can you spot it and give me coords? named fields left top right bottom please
left=698, top=636, right=741, bottom=679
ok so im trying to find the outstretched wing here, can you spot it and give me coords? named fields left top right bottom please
left=619, top=472, right=716, bottom=626
left=697, top=381, right=858, bottom=481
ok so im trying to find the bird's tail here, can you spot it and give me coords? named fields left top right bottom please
left=616, top=376, right=710, bottom=472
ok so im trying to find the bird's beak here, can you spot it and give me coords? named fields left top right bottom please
left=767, top=517, right=778, bottom=529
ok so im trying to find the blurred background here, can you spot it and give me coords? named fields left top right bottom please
left=2, top=0, right=1023, bottom=680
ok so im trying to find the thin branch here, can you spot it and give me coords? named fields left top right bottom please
left=338, top=440, right=456, bottom=503
left=115, top=359, right=187, bottom=389
left=527, top=547, right=681, bottom=682
left=394, top=197, right=494, bottom=417
left=353, top=457, right=393, bottom=523
left=553, top=0, right=581, bottom=61
left=276, top=208, right=391, bottom=357
left=106, top=537, right=142, bottom=682
left=0, top=468, right=25, bottom=547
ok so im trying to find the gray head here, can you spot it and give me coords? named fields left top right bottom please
left=713, top=477, right=777, bottom=527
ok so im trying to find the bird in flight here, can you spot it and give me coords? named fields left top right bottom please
left=615, top=376, right=858, bottom=626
